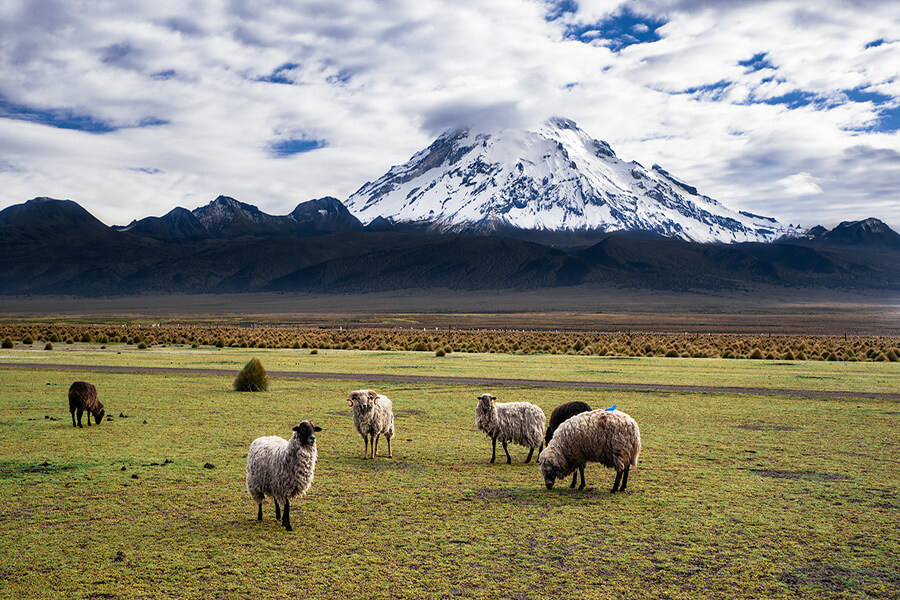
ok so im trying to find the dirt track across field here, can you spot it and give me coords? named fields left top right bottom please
left=3, top=362, right=898, bottom=400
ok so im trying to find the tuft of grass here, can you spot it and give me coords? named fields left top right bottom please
left=233, top=357, right=269, bottom=392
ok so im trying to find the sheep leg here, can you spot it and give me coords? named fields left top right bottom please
left=373, top=434, right=380, bottom=458
left=577, top=467, right=585, bottom=491
left=274, top=500, right=281, bottom=521
left=524, top=447, right=534, bottom=463
left=76, top=409, right=84, bottom=428
left=570, top=471, right=578, bottom=488
left=620, top=466, right=630, bottom=492
left=71, top=410, right=77, bottom=428
left=257, top=503, right=263, bottom=521
left=502, top=441, right=511, bottom=464
left=612, top=469, right=623, bottom=493
left=386, top=435, right=393, bottom=458
left=282, top=500, right=291, bottom=531
left=86, top=411, right=92, bottom=426
left=490, top=437, right=497, bottom=463
left=362, top=434, right=370, bottom=459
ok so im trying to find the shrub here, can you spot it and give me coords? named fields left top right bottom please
left=665, top=349, right=679, bottom=358
left=22, top=335, right=34, bottom=345
left=80, top=332, right=92, bottom=343
left=234, top=358, right=269, bottom=392
left=2, top=337, right=14, bottom=348
left=44, top=342, right=53, bottom=350
left=749, top=348, right=764, bottom=360
left=137, top=342, right=148, bottom=350
left=310, top=349, right=318, bottom=355
left=435, top=348, right=446, bottom=357
left=782, top=350, right=795, bottom=360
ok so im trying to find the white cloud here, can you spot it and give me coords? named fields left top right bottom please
left=0, top=0, right=897, bottom=231
left=777, top=172, right=823, bottom=196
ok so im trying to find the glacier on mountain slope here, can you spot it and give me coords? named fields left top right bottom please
left=345, top=117, right=793, bottom=244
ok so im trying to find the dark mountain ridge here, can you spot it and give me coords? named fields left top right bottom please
left=1, top=197, right=897, bottom=296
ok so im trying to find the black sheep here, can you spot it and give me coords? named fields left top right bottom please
left=68, top=381, right=105, bottom=428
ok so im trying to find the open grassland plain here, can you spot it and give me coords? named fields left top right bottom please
left=1, top=350, right=898, bottom=599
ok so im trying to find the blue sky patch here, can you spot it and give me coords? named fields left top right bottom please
left=260, top=62, right=300, bottom=85
left=270, top=138, right=327, bottom=157
left=864, top=39, right=886, bottom=49
left=152, top=69, right=177, bottom=80
left=562, top=7, right=667, bottom=51
left=739, top=52, right=775, bottom=72
left=544, top=0, right=578, bottom=21
left=760, top=90, right=818, bottom=109
left=872, top=104, right=900, bottom=132
left=0, top=95, right=167, bottom=133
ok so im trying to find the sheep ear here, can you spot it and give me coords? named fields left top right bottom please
left=346, top=398, right=353, bottom=407
left=367, top=390, right=378, bottom=400
left=491, top=395, right=497, bottom=401
left=313, top=426, right=322, bottom=432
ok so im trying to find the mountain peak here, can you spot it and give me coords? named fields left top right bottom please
left=345, top=118, right=787, bottom=244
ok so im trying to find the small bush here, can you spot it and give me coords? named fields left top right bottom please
left=665, top=349, right=679, bottom=358
left=234, top=358, right=269, bottom=392
left=80, top=333, right=92, bottom=343
left=749, top=348, right=764, bottom=360
left=2, top=337, right=15, bottom=348
left=137, top=342, right=148, bottom=350
left=435, top=348, right=446, bottom=357
left=22, top=335, right=34, bottom=345
left=310, top=349, right=318, bottom=355
left=44, top=342, right=53, bottom=350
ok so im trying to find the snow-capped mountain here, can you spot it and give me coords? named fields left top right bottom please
left=346, top=117, right=793, bottom=243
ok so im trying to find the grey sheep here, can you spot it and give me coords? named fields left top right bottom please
left=539, top=409, right=641, bottom=492
left=544, top=400, right=592, bottom=487
left=347, top=389, right=394, bottom=459
left=68, top=381, right=104, bottom=428
left=246, top=420, right=321, bottom=531
left=475, top=393, right=545, bottom=464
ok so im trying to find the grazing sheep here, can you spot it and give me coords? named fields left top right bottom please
left=246, top=421, right=321, bottom=531
left=347, top=389, right=395, bottom=459
left=545, top=400, right=592, bottom=487
left=475, top=393, right=545, bottom=464
left=539, top=409, right=641, bottom=492
left=68, top=381, right=104, bottom=428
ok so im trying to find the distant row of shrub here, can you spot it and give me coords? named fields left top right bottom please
left=2, top=324, right=898, bottom=362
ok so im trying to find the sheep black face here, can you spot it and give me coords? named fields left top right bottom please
left=475, top=393, right=496, bottom=412
left=292, top=421, right=322, bottom=446
left=94, top=408, right=105, bottom=424
left=539, top=455, right=565, bottom=490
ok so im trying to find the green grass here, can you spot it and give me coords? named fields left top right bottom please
left=3, top=344, right=900, bottom=394
left=0, top=349, right=897, bottom=599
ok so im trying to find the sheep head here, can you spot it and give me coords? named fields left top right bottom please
left=475, top=393, right=496, bottom=413
left=538, top=449, right=568, bottom=490
left=347, top=389, right=379, bottom=414
left=292, top=420, right=322, bottom=446
left=94, top=408, right=105, bottom=424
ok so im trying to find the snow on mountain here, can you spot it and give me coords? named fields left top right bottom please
left=346, top=117, right=794, bottom=243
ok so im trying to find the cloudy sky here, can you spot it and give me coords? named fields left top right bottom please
left=1, top=0, right=898, bottom=230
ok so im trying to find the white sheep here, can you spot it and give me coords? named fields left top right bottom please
left=475, top=393, right=545, bottom=464
left=538, top=409, right=641, bottom=492
left=347, top=389, right=395, bottom=459
left=246, top=420, right=321, bottom=531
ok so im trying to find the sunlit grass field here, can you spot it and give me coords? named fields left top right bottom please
left=3, top=343, right=900, bottom=394
left=1, top=347, right=897, bottom=599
